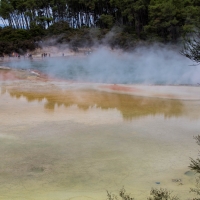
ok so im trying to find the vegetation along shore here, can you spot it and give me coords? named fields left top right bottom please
left=0, top=0, right=200, bottom=56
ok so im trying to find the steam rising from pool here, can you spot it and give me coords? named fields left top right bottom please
left=4, top=45, right=200, bottom=85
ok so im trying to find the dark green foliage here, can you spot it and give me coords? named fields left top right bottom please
left=0, top=26, right=37, bottom=55
left=29, top=24, right=46, bottom=38
left=189, top=135, right=200, bottom=173
left=0, top=25, right=139, bottom=54
left=188, top=135, right=200, bottom=199
left=0, top=41, right=13, bottom=54
left=99, top=14, right=114, bottom=28
left=107, top=188, right=180, bottom=200
left=148, top=188, right=179, bottom=200
left=47, top=22, right=70, bottom=35
left=0, top=0, right=199, bottom=39
left=144, top=0, right=198, bottom=42
left=0, top=0, right=200, bottom=54
left=107, top=187, right=134, bottom=200
left=194, top=135, right=200, bottom=146
left=190, top=157, right=200, bottom=173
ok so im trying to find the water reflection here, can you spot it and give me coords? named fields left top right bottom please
left=2, top=85, right=183, bottom=120
left=0, top=83, right=200, bottom=200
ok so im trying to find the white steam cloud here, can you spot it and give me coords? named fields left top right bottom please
left=4, top=44, right=200, bottom=85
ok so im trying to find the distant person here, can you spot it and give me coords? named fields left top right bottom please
left=49, top=54, right=50, bottom=57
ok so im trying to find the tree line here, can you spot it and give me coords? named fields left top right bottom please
left=0, top=0, right=200, bottom=42
left=0, top=0, right=200, bottom=56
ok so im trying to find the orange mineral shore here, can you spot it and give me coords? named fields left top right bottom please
left=1, top=67, right=200, bottom=100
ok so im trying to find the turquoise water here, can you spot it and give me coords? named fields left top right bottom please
left=2, top=52, right=199, bottom=85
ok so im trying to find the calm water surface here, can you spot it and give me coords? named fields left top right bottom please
left=2, top=54, right=200, bottom=85
left=0, top=83, right=200, bottom=200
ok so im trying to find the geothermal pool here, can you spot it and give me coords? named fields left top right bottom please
left=1, top=73, right=200, bottom=200
left=1, top=47, right=200, bottom=199
left=2, top=47, right=200, bottom=85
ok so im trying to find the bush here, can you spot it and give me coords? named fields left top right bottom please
left=148, top=188, right=179, bottom=200
left=107, top=187, right=134, bottom=200
left=47, top=22, right=70, bottom=35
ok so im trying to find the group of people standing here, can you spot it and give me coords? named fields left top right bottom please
left=41, top=53, right=50, bottom=58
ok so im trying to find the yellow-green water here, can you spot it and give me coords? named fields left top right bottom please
left=1, top=82, right=200, bottom=200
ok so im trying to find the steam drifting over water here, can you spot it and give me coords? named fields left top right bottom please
left=3, top=45, right=200, bottom=85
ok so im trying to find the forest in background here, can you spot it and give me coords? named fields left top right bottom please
left=0, top=0, right=200, bottom=55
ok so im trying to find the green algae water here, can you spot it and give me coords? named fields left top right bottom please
left=1, top=81, right=200, bottom=200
